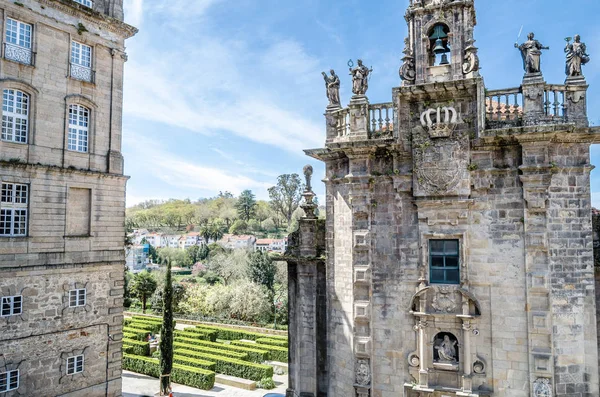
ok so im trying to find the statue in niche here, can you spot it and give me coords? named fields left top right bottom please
left=434, top=334, right=458, bottom=362
left=515, top=32, right=549, bottom=74
left=565, top=35, right=590, bottom=77
left=349, top=59, right=372, bottom=96
left=322, top=69, right=341, bottom=106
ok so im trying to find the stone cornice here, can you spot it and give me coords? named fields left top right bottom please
left=37, top=0, right=138, bottom=39
left=0, top=160, right=130, bottom=180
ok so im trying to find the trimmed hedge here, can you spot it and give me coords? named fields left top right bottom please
left=174, top=349, right=273, bottom=381
left=172, top=355, right=216, bottom=372
left=123, top=327, right=151, bottom=341
left=131, top=315, right=162, bottom=323
left=123, top=332, right=138, bottom=340
left=256, top=338, right=288, bottom=348
left=231, top=341, right=288, bottom=362
left=173, top=341, right=249, bottom=361
left=192, top=324, right=287, bottom=342
left=124, top=319, right=162, bottom=333
left=122, top=354, right=215, bottom=390
left=122, top=338, right=150, bottom=356
left=174, top=329, right=215, bottom=342
left=173, top=336, right=269, bottom=363
left=178, top=327, right=218, bottom=342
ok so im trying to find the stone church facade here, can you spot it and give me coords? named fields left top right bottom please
left=0, top=0, right=136, bottom=395
left=286, top=1, right=600, bottom=397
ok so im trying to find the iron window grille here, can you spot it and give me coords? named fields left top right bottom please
left=66, top=355, right=84, bottom=375
left=70, top=41, right=94, bottom=83
left=1, top=295, right=22, bottom=317
left=0, top=183, right=28, bottom=237
left=4, top=18, right=34, bottom=66
left=0, top=370, right=19, bottom=392
left=429, top=239, right=460, bottom=284
left=2, top=89, right=29, bottom=143
left=68, top=105, right=89, bottom=152
left=69, top=289, right=86, bottom=307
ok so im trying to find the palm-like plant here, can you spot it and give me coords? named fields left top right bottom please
left=130, top=271, right=157, bottom=313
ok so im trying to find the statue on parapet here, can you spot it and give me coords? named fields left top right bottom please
left=349, top=59, right=372, bottom=96
left=515, top=32, right=549, bottom=74
left=565, top=35, right=590, bottom=77
left=321, top=69, right=341, bottom=107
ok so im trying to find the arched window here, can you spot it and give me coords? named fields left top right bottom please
left=1, top=89, right=29, bottom=143
left=68, top=104, right=89, bottom=153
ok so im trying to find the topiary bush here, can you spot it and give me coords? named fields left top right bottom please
left=174, top=329, right=216, bottom=342
left=172, top=355, right=216, bottom=372
left=122, top=354, right=215, bottom=390
left=123, top=327, right=151, bottom=341
left=173, top=349, right=273, bottom=381
left=191, top=324, right=287, bottom=342
left=231, top=341, right=288, bottom=362
left=256, top=338, right=288, bottom=348
left=173, top=341, right=249, bottom=361
left=173, top=336, right=269, bottom=362
left=257, top=377, right=276, bottom=389
left=124, top=319, right=162, bottom=334
left=122, top=338, right=150, bottom=356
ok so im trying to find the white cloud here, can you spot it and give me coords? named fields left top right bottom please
left=123, top=0, right=143, bottom=27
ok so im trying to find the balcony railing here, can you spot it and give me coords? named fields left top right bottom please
left=333, top=107, right=350, bottom=138
left=543, top=84, right=567, bottom=119
left=69, top=63, right=95, bottom=83
left=485, top=87, right=523, bottom=124
left=4, top=43, right=34, bottom=66
left=369, top=102, right=395, bottom=138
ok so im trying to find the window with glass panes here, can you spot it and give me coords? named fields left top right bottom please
left=1, top=295, right=22, bottom=317
left=2, top=89, right=29, bottom=143
left=68, top=105, right=89, bottom=152
left=0, top=183, right=28, bottom=237
left=429, top=240, right=460, bottom=284
left=69, top=289, right=86, bottom=307
left=73, top=0, right=93, bottom=7
left=71, top=41, right=92, bottom=68
left=5, top=18, right=32, bottom=49
left=0, top=370, right=19, bottom=392
left=67, top=355, right=84, bottom=375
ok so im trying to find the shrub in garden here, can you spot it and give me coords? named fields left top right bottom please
left=173, top=349, right=273, bottom=381
left=172, top=336, right=269, bottom=362
left=173, top=341, right=249, bottom=361
left=124, top=319, right=161, bottom=334
left=122, top=327, right=151, bottom=341
left=122, top=354, right=215, bottom=390
left=256, top=338, right=288, bottom=347
left=257, top=377, right=276, bottom=389
left=122, top=338, right=150, bottom=356
left=231, top=341, right=288, bottom=362
left=192, top=324, right=287, bottom=342
left=172, top=355, right=216, bottom=372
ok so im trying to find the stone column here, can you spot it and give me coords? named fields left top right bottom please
left=349, top=95, right=370, bottom=140
left=417, top=320, right=429, bottom=387
left=461, top=320, right=473, bottom=393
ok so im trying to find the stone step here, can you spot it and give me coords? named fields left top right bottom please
left=266, top=360, right=288, bottom=374
left=215, top=374, right=257, bottom=390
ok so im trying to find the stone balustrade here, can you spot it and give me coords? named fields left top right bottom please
left=485, top=87, right=523, bottom=123
left=329, top=102, right=396, bottom=141
left=369, top=102, right=395, bottom=138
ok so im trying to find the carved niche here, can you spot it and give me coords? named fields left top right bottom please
left=413, top=106, right=470, bottom=197
left=433, top=332, right=459, bottom=365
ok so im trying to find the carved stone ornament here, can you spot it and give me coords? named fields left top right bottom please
left=434, top=333, right=458, bottom=363
left=431, top=286, right=457, bottom=313
left=533, top=378, right=552, bottom=397
left=408, top=353, right=420, bottom=367
left=473, top=360, right=485, bottom=374
left=399, top=37, right=416, bottom=83
left=462, top=39, right=480, bottom=75
left=355, top=359, right=371, bottom=386
left=524, top=86, right=544, bottom=100
left=420, top=107, right=458, bottom=138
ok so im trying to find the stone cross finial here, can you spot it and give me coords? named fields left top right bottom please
left=303, top=165, right=313, bottom=192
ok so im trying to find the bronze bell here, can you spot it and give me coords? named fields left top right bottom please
left=440, top=53, right=450, bottom=65
left=432, top=38, right=447, bottom=54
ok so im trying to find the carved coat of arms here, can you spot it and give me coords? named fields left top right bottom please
left=432, top=286, right=457, bottom=313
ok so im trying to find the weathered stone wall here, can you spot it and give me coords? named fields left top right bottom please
left=0, top=1, right=134, bottom=396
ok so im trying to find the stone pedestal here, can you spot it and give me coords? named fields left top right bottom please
left=325, top=104, right=342, bottom=143
left=349, top=95, right=369, bottom=139
left=522, top=73, right=546, bottom=125
left=565, top=76, right=589, bottom=127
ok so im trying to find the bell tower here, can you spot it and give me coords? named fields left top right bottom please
left=401, top=0, right=479, bottom=84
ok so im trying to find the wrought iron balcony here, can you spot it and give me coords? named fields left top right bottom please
left=3, top=43, right=34, bottom=66
left=69, top=63, right=95, bottom=83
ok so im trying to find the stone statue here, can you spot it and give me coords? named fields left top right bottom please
left=515, top=32, right=549, bottom=74
left=462, top=39, right=480, bottom=75
left=355, top=359, right=371, bottom=386
left=565, top=35, right=590, bottom=77
left=435, top=335, right=457, bottom=362
left=349, top=59, right=372, bottom=96
left=303, top=165, right=313, bottom=192
left=322, top=69, right=341, bottom=106
left=399, top=38, right=416, bottom=83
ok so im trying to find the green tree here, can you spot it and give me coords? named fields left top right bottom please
left=261, top=218, right=277, bottom=232
left=248, top=251, right=276, bottom=293
left=210, top=223, right=224, bottom=241
left=130, top=271, right=157, bottom=313
left=229, top=219, right=248, bottom=235
left=208, top=250, right=248, bottom=285
left=159, top=260, right=174, bottom=395
left=200, top=224, right=212, bottom=244
left=151, top=282, right=187, bottom=314
left=236, top=190, right=257, bottom=221
left=268, top=174, right=304, bottom=226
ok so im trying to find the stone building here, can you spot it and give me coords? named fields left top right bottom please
left=0, top=0, right=136, bottom=395
left=286, top=0, right=600, bottom=396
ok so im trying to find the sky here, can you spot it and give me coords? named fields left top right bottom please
left=121, top=0, right=600, bottom=208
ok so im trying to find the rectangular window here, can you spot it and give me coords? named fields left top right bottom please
left=69, top=289, right=86, bottom=307
left=66, top=355, right=84, bottom=375
left=73, top=0, right=93, bottom=7
left=4, top=18, right=33, bottom=65
left=0, top=183, right=28, bottom=237
left=429, top=239, right=460, bottom=284
left=0, top=370, right=19, bottom=392
left=70, top=41, right=93, bottom=82
left=2, top=89, right=29, bottom=143
left=1, top=296, right=22, bottom=317
left=68, top=105, right=89, bottom=152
